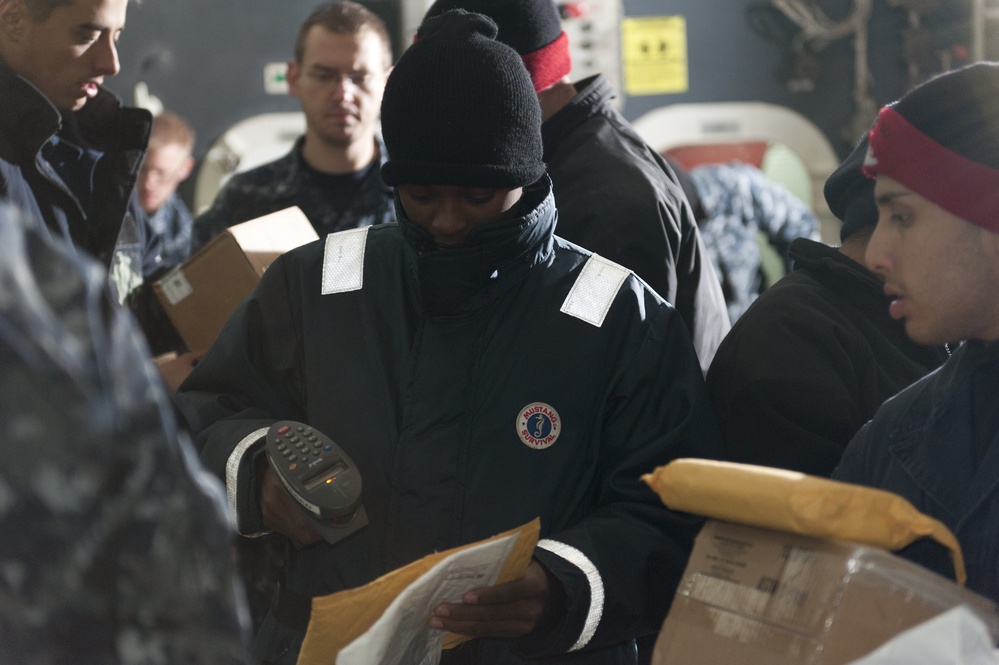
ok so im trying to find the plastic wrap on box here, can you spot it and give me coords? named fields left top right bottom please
left=653, top=520, right=999, bottom=665
left=847, top=606, right=999, bottom=665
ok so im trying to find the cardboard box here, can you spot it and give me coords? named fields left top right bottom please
left=154, top=207, right=318, bottom=353
left=652, top=520, right=999, bottom=665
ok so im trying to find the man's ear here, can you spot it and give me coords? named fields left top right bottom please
left=286, top=59, right=301, bottom=98
left=178, top=155, right=195, bottom=181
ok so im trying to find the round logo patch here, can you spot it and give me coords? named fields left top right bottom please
left=517, top=402, right=561, bottom=450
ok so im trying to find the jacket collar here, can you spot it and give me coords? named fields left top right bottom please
left=0, top=59, right=62, bottom=164
left=0, top=58, right=149, bottom=160
left=540, top=74, right=612, bottom=163
left=397, top=176, right=557, bottom=316
left=788, top=237, right=883, bottom=295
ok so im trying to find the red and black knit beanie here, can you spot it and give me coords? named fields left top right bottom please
left=863, top=61, right=999, bottom=233
left=380, top=10, right=544, bottom=189
left=423, top=0, right=571, bottom=92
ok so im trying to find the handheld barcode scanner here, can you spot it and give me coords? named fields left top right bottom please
left=266, top=421, right=368, bottom=545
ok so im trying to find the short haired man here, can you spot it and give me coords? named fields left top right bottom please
left=832, top=62, right=999, bottom=605
left=0, top=0, right=163, bottom=305
left=192, top=0, right=395, bottom=248
left=177, top=10, right=722, bottom=664
left=706, top=134, right=947, bottom=477
left=138, top=110, right=196, bottom=265
left=423, top=0, right=731, bottom=372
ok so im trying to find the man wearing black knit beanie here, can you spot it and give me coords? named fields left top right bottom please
left=175, top=9, right=722, bottom=665
left=422, top=0, right=731, bottom=375
left=833, top=62, right=999, bottom=606
left=705, top=131, right=948, bottom=480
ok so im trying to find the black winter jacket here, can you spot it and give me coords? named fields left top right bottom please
left=178, top=180, right=723, bottom=664
left=707, top=237, right=947, bottom=476
left=834, top=340, right=999, bottom=604
left=542, top=74, right=730, bottom=372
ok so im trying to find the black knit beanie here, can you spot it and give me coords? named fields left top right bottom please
left=824, top=134, right=877, bottom=242
left=863, top=61, right=999, bottom=233
left=380, top=10, right=545, bottom=188
left=423, top=0, right=571, bottom=92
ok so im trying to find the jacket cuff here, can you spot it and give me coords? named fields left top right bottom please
left=537, top=539, right=604, bottom=650
left=514, top=539, right=604, bottom=657
left=225, top=427, right=269, bottom=535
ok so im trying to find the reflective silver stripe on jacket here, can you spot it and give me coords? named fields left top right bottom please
left=321, top=227, right=369, bottom=295
left=225, top=427, right=269, bottom=535
left=561, top=254, right=630, bottom=327
left=538, top=538, right=604, bottom=651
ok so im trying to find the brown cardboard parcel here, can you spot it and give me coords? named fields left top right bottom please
left=652, top=520, right=999, bottom=665
left=153, top=207, right=318, bottom=353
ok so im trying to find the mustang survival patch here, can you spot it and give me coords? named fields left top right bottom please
left=517, top=402, right=561, bottom=450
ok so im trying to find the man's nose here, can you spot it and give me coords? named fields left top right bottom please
left=430, top=205, right=468, bottom=243
left=95, top=36, right=120, bottom=77
left=328, top=75, right=361, bottom=102
left=864, top=214, right=892, bottom=278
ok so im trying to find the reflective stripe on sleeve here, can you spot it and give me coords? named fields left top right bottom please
left=225, top=427, right=269, bottom=534
left=538, top=538, right=604, bottom=651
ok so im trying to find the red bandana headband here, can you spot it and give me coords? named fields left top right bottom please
left=520, top=31, right=571, bottom=93
left=863, top=105, right=999, bottom=233
left=412, top=28, right=571, bottom=94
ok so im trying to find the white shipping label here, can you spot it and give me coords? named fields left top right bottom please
left=159, top=270, right=193, bottom=305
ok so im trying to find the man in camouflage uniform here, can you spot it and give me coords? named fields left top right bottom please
left=192, top=1, right=395, bottom=248
left=0, top=202, right=250, bottom=665
left=137, top=110, right=197, bottom=265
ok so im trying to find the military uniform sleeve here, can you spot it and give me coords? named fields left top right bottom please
left=0, top=205, right=250, bottom=664
left=515, top=297, right=724, bottom=658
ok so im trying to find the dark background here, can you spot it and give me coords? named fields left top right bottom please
left=107, top=0, right=975, bottom=189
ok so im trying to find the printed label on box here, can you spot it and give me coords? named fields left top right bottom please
left=160, top=270, right=193, bottom=305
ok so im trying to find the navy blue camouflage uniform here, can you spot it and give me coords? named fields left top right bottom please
left=149, top=191, right=194, bottom=265
left=192, top=136, right=395, bottom=249
left=0, top=202, right=250, bottom=665
left=689, top=161, right=821, bottom=322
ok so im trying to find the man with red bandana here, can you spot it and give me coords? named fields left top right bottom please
left=0, top=0, right=164, bottom=306
left=422, top=0, right=730, bottom=374
left=833, top=62, right=999, bottom=605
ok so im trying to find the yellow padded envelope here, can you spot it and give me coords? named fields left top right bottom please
left=642, top=459, right=966, bottom=585
left=297, top=518, right=540, bottom=665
